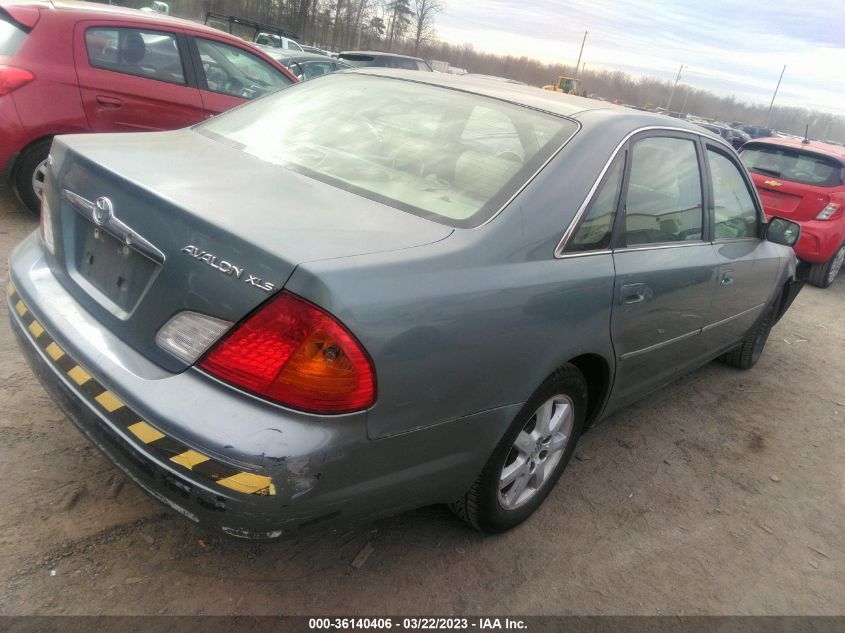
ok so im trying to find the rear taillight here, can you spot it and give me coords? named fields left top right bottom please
left=816, top=203, right=840, bottom=220
left=199, top=292, right=376, bottom=414
left=816, top=197, right=843, bottom=221
left=0, top=66, right=34, bottom=96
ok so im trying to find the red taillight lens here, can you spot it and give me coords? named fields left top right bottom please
left=0, top=66, right=34, bottom=96
left=199, top=292, right=376, bottom=414
left=816, top=193, right=845, bottom=221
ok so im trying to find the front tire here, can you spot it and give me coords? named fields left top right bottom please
left=719, top=298, right=777, bottom=370
left=807, top=244, right=845, bottom=288
left=13, top=138, right=52, bottom=216
left=451, top=364, right=587, bottom=533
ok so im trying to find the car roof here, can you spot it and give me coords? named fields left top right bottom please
left=744, top=136, right=845, bottom=161
left=344, top=68, right=709, bottom=132
left=339, top=51, right=427, bottom=62
left=265, top=50, right=341, bottom=64
left=16, top=0, right=235, bottom=37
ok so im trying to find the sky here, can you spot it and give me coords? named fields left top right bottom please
left=435, top=0, right=845, bottom=115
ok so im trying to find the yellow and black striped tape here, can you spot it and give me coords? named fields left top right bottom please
left=7, top=280, right=275, bottom=496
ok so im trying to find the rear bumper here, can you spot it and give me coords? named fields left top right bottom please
left=7, top=233, right=514, bottom=537
left=8, top=281, right=290, bottom=538
left=768, top=215, right=845, bottom=264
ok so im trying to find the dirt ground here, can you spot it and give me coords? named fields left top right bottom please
left=0, top=182, right=843, bottom=616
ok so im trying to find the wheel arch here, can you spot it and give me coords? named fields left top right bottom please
left=562, top=352, right=612, bottom=429
left=10, top=134, right=56, bottom=179
left=773, top=258, right=811, bottom=324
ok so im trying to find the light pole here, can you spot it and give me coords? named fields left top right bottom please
left=680, top=86, right=691, bottom=115
left=765, top=65, right=786, bottom=127
left=575, top=30, right=588, bottom=77
left=665, top=64, right=686, bottom=112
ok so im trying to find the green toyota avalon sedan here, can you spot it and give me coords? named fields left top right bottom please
left=8, top=69, right=803, bottom=538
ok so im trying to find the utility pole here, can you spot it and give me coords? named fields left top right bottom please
left=665, top=64, right=686, bottom=112
left=575, top=30, right=587, bottom=77
left=765, top=65, right=786, bottom=127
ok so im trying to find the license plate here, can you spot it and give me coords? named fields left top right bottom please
left=759, top=190, right=800, bottom=213
left=75, top=218, right=157, bottom=313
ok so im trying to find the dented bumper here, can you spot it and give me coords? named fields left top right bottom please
left=8, top=279, right=293, bottom=538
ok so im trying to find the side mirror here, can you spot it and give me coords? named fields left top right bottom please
left=766, top=217, right=801, bottom=247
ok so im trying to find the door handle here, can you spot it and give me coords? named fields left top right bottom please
left=95, top=95, right=123, bottom=108
left=720, top=272, right=734, bottom=286
left=621, top=283, right=647, bottom=304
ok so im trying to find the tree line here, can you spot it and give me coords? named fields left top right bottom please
left=117, top=0, right=844, bottom=142
left=157, top=0, right=444, bottom=54
left=421, top=41, right=844, bottom=142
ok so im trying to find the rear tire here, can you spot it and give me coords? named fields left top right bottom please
left=13, top=138, right=52, bottom=216
left=451, top=364, right=587, bottom=533
left=807, top=244, right=845, bottom=289
left=718, top=298, right=777, bottom=370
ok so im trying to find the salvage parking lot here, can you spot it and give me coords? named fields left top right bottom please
left=0, top=184, right=843, bottom=615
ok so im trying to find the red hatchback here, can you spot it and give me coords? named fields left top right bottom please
left=741, top=138, right=845, bottom=287
left=0, top=0, right=296, bottom=213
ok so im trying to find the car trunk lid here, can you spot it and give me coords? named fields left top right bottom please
left=44, top=130, right=452, bottom=372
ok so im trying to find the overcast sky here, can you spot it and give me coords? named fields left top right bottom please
left=436, top=0, right=845, bottom=115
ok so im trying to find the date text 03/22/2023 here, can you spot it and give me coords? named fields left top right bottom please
left=307, top=617, right=528, bottom=630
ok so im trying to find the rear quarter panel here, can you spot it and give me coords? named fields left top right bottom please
left=285, top=125, right=626, bottom=439
left=8, top=8, right=89, bottom=144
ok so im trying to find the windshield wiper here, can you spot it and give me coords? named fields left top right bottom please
left=752, top=167, right=781, bottom=177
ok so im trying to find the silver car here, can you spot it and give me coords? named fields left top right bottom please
left=7, top=70, right=803, bottom=537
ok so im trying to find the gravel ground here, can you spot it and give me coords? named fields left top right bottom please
left=0, top=183, right=843, bottom=616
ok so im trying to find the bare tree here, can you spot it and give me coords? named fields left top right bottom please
left=410, top=0, right=443, bottom=55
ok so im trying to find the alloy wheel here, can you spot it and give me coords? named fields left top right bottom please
left=31, top=158, right=48, bottom=201
left=498, top=394, right=574, bottom=510
left=828, top=246, right=845, bottom=285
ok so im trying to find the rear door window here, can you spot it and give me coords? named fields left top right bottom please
left=623, top=136, right=704, bottom=245
left=0, top=15, right=27, bottom=56
left=741, top=145, right=844, bottom=187
left=195, top=37, right=292, bottom=99
left=707, top=148, right=759, bottom=239
left=85, top=27, right=186, bottom=85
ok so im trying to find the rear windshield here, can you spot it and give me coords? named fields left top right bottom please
left=199, top=74, right=577, bottom=227
left=338, top=54, right=429, bottom=71
left=0, top=15, right=27, bottom=56
left=741, top=144, right=845, bottom=187
left=338, top=54, right=374, bottom=66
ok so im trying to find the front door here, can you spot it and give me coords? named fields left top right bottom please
left=610, top=132, right=719, bottom=404
left=188, top=35, right=294, bottom=118
left=702, top=143, right=782, bottom=348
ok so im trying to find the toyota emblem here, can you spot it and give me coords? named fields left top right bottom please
left=93, top=197, right=113, bottom=226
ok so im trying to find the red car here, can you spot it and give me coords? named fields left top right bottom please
left=0, top=0, right=297, bottom=213
left=741, top=137, right=845, bottom=288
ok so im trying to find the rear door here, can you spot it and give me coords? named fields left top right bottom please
left=187, top=35, right=294, bottom=117
left=609, top=131, right=719, bottom=404
left=74, top=22, right=205, bottom=131
left=703, top=142, right=782, bottom=349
